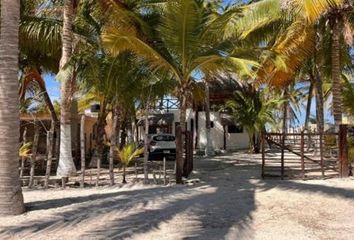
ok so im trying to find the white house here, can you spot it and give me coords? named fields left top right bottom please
left=137, top=107, right=250, bottom=151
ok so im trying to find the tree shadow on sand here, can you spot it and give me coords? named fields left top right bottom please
left=0, top=153, right=353, bottom=240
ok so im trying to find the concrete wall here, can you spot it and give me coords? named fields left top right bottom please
left=139, top=109, right=250, bottom=151
left=197, top=111, right=249, bottom=150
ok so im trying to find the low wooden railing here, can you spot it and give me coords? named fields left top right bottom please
left=261, top=125, right=350, bottom=179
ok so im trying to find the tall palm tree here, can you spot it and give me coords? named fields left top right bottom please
left=101, top=0, right=258, bottom=166
left=0, top=0, right=25, bottom=216
left=327, top=2, right=353, bottom=125
left=238, top=0, right=353, bottom=125
left=57, top=0, right=77, bottom=177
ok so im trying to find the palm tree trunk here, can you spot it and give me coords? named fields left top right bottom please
left=282, top=96, right=289, bottom=134
left=143, top=105, right=150, bottom=183
left=44, top=120, right=55, bottom=188
left=95, top=110, right=107, bottom=187
left=204, top=81, right=214, bottom=156
left=304, top=80, right=314, bottom=131
left=21, top=67, right=59, bottom=124
left=176, top=93, right=188, bottom=183
left=0, top=0, right=25, bottom=215
left=80, top=115, right=85, bottom=188
left=122, top=166, right=127, bottom=184
left=109, top=107, right=119, bottom=186
left=331, top=16, right=343, bottom=125
left=314, top=64, right=324, bottom=134
left=29, top=122, right=39, bottom=188
left=57, top=0, right=76, bottom=178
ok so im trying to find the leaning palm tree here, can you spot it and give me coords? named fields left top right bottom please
left=101, top=0, right=259, bottom=167
left=0, top=0, right=25, bottom=216
left=117, top=143, right=144, bottom=184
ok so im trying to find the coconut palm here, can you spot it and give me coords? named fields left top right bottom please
left=57, top=0, right=78, bottom=177
left=219, top=82, right=282, bottom=153
left=236, top=0, right=353, bottom=126
left=117, top=143, right=144, bottom=184
left=101, top=0, right=259, bottom=166
left=0, top=0, right=25, bottom=216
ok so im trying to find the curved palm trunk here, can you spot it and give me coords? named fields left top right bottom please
left=57, top=0, right=76, bottom=177
left=0, top=0, right=25, bottom=215
left=331, top=16, right=343, bottom=125
left=21, top=67, right=59, bottom=124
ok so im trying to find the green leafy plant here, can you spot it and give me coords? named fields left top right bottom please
left=19, top=142, right=32, bottom=158
left=219, top=82, right=283, bottom=153
left=117, top=143, right=144, bottom=184
left=324, top=135, right=336, bottom=147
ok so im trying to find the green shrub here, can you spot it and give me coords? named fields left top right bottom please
left=324, top=135, right=336, bottom=146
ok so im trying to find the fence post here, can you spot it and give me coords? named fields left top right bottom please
left=183, top=131, right=193, bottom=177
left=163, top=157, right=167, bottom=185
left=338, top=124, right=349, bottom=178
left=80, top=115, right=86, bottom=188
left=261, top=131, right=265, bottom=179
left=175, top=125, right=183, bottom=184
left=300, top=131, right=305, bottom=179
left=29, top=121, right=39, bottom=188
left=319, top=132, right=324, bottom=177
left=281, top=132, right=285, bottom=180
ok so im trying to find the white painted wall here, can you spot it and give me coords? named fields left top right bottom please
left=138, top=109, right=250, bottom=150
left=225, top=126, right=250, bottom=150
left=197, top=111, right=249, bottom=150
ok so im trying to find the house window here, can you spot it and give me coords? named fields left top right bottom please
left=228, top=125, right=243, bottom=133
left=210, top=121, right=214, bottom=128
left=149, top=126, right=157, bottom=134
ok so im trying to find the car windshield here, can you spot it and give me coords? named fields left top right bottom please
left=153, top=135, right=175, bottom=141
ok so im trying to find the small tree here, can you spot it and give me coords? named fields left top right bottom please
left=220, top=82, right=282, bottom=153
left=117, top=143, right=144, bottom=184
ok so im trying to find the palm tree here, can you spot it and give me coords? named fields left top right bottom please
left=101, top=0, right=258, bottom=167
left=57, top=0, right=77, bottom=177
left=238, top=0, right=353, bottom=126
left=327, top=1, right=353, bottom=125
left=117, top=143, right=144, bottom=184
left=0, top=0, right=25, bottom=216
left=220, top=82, right=282, bottom=153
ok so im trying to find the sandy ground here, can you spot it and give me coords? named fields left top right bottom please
left=0, top=153, right=353, bottom=240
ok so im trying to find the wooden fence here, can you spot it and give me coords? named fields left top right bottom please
left=261, top=125, right=350, bottom=179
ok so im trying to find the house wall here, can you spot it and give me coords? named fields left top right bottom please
left=139, top=109, right=250, bottom=151
left=197, top=111, right=249, bottom=150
